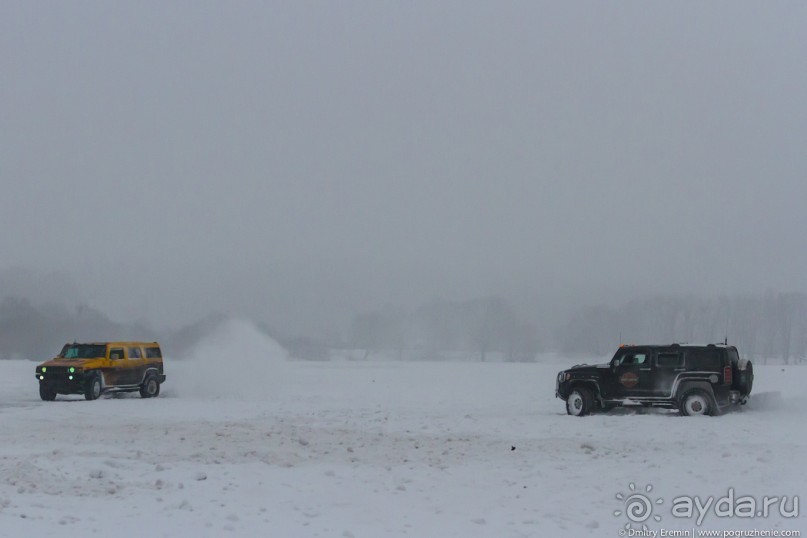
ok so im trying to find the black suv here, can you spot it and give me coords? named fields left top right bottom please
left=555, top=344, right=754, bottom=416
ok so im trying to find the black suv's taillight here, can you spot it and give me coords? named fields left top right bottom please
left=724, top=366, right=732, bottom=385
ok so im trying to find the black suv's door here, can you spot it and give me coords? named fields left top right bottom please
left=653, top=349, right=685, bottom=397
left=606, top=347, right=655, bottom=399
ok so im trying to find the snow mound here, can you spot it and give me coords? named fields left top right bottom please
left=169, top=318, right=289, bottom=400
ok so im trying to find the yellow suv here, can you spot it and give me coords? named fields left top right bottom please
left=35, top=342, right=166, bottom=401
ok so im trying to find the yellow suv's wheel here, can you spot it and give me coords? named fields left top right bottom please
left=140, top=376, right=160, bottom=398
left=84, top=374, right=102, bottom=401
left=39, top=383, right=56, bottom=401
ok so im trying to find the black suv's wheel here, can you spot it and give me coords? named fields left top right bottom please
left=680, top=389, right=712, bottom=416
left=39, top=383, right=57, bottom=401
left=140, top=376, right=160, bottom=399
left=737, top=361, right=754, bottom=396
left=84, top=373, right=102, bottom=401
left=566, top=386, right=594, bottom=416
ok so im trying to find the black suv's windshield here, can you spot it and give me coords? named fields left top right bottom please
left=59, top=344, right=106, bottom=359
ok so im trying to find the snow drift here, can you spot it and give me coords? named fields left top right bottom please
left=168, top=318, right=289, bottom=399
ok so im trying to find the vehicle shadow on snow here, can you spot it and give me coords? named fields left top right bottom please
left=18, top=392, right=162, bottom=404
left=550, top=407, right=680, bottom=417
left=549, top=388, right=801, bottom=418
left=602, top=407, right=679, bottom=416
left=585, top=392, right=797, bottom=417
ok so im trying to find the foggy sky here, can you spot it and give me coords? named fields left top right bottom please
left=2, top=2, right=806, bottom=336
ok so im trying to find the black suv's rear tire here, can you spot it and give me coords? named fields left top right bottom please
left=566, top=386, right=594, bottom=416
left=39, top=383, right=57, bottom=401
left=737, top=361, right=753, bottom=396
left=680, top=389, right=712, bottom=416
left=140, top=376, right=160, bottom=398
left=84, top=374, right=102, bottom=401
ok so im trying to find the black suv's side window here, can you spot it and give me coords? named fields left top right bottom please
left=657, top=352, right=683, bottom=368
left=687, top=349, right=721, bottom=370
left=613, top=350, right=648, bottom=366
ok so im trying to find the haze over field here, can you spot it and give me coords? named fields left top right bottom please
left=2, top=2, right=807, bottom=342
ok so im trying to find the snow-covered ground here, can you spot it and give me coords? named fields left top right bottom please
left=1, top=322, right=805, bottom=537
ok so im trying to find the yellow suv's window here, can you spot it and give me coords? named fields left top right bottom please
left=60, top=344, right=106, bottom=358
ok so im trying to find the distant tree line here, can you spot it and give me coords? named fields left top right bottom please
left=0, top=296, right=323, bottom=362
left=0, top=296, right=155, bottom=360
left=557, top=292, right=807, bottom=363
left=348, top=297, right=542, bottom=362
left=4, top=291, right=806, bottom=364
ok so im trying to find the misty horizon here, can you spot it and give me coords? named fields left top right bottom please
left=2, top=2, right=806, bottom=339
